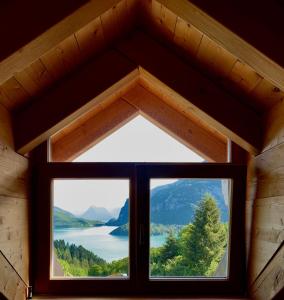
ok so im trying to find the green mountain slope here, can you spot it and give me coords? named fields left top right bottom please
left=107, top=179, right=228, bottom=227
left=54, top=206, right=103, bottom=228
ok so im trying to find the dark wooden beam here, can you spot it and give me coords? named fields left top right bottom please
left=182, top=0, right=284, bottom=69
left=157, top=0, right=284, bottom=90
left=0, top=0, right=122, bottom=85
left=116, top=31, right=261, bottom=153
left=14, top=50, right=138, bottom=154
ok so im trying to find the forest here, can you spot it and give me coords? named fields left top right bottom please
left=54, top=193, right=228, bottom=277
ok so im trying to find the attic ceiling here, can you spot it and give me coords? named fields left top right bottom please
left=0, top=0, right=283, bottom=156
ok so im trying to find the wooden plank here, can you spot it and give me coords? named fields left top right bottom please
left=122, top=84, right=227, bottom=162
left=14, top=50, right=138, bottom=154
left=0, top=143, right=29, bottom=293
left=100, top=0, right=130, bottom=44
left=116, top=31, right=261, bottom=153
left=251, top=79, right=284, bottom=111
left=25, top=59, right=54, bottom=92
left=196, top=35, right=237, bottom=80
left=0, top=254, right=27, bottom=300
left=173, top=17, right=203, bottom=59
left=251, top=242, right=284, bottom=300
left=75, top=17, right=106, bottom=59
left=0, top=104, right=14, bottom=148
left=156, top=0, right=284, bottom=91
left=52, top=99, right=138, bottom=161
left=41, top=35, right=82, bottom=81
left=228, top=60, right=262, bottom=94
left=0, top=0, right=122, bottom=85
left=262, top=99, right=284, bottom=152
left=1, top=77, right=29, bottom=111
left=138, top=74, right=227, bottom=145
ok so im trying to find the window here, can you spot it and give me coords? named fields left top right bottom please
left=32, top=115, right=246, bottom=296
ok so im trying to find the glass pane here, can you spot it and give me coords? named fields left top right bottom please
left=51, top=179, right=130, bottom=278
left=149, top=178, right=231, bottom=279
left=72, top=116, right=205, bottom=163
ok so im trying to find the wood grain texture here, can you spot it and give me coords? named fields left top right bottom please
left=251, top=242, right=284, bottom=300
left=248, top=98, right=284, bottom=297
left=122, top=84, right=227, bottom=162
left=156, top=0, right=284, bottom=91
left=0, top=142, right=29, bottom=298
left=0, top=104, right=14, bottom=148
left=0, top=253, right=27, bottom=300
left=52, top=99, right=138, bottom=162
left=116, top=31, right=261, bottom=153
left=14, top=50, right=138, bottom=155
left=0, top=0, right=122, bottom=86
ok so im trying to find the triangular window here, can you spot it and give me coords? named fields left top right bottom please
left=74, top=115, right=204, bottom=163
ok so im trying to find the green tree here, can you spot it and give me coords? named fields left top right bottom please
left=159, top=230, right=180, bottom=262
left=182, top=193, right=227, bottom=276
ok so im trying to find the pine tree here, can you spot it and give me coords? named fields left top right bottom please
left=183, top=193, right=227, bottom=276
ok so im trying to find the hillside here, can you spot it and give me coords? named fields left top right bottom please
left=107, top=179, right=228, bottom=227
left=81, top=206, right=113, bottom=222
left=54, top=207, right=103, bottom=228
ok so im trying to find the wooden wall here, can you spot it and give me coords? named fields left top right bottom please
left=249, top=99, right=284, bottom=299
left=0, top=105, right=29, bottom=299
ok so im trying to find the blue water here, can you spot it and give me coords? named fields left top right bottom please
left=54, top=226, right=166, bottom=262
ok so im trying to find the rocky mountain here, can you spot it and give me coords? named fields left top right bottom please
left=81, top=206, right=113, bottom=222
left=107, top=179, right=228, bottom=226
left=54, top=206, right=103, bottom=228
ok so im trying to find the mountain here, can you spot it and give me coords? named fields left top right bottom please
left=54, top=206, right=103, bottom=228
left=107, top=179, right=228, bottom=226
left=81, top=206, right=113, bottom=222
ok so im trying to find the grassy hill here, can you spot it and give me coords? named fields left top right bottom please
left=54, top=207, right=103, bottom=228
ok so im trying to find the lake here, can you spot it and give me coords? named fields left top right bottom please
left=54, top=226, right=167, bottom=262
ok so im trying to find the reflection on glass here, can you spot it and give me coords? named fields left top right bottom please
left=149, top=178, right=231, bottom=278
left=51, top=179, right=129, bottom=278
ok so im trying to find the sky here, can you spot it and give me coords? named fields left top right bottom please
left=53, top=115, right=204, bottom=215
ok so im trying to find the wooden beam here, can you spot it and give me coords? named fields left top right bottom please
left=116, top=31, right=261, bottom=153
left=251, top=242, right=284, bottom=300
left=122, top=84, right=227, bottom=162
left=156, top=0, right=284, bottom=91
left=0, top=0, right=122, bottom=85
left=51, top=99, right=138, bottom=162
left=14, top=50, right=138, bottom=154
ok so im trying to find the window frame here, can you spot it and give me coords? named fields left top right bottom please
left=31, top=144, right=247, bottom=297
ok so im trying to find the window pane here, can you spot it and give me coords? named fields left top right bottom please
left=59, top=116, right=207, bottom=163
left=149, top=178, right=231, bottom=279
left=51, top=179, right=130, bottom=279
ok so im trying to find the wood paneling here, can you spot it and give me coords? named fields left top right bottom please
left=251, top=243, right=284, bottom=300
left=51, top=84, right=227, bottom=163
left=0, top=142, right=29, bottom=299
left=140, top=0, right=284, bottom=113
left=0, top=104, right=14, bottom=148
left=0, top=0, right=122, bottom=86
left=122, top=84, right=227, bottom=162
left=116, top=32, right=261, bottom=153
left=14, top=50, right=138, bottom=155
left=52, top=99, right=138, bottom=162
left=0, top=253, right=27, bottom=300
left=155, top=0, right=284, bottom=92
left=249, top=98, right=284, bottom=298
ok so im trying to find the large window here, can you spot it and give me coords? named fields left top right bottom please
left=32, top=155, right=246, bottom=296
left=32, top=113, right=245, bottom=296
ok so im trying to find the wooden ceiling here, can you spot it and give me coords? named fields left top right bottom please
left=0, top=0, right=283, bottom=156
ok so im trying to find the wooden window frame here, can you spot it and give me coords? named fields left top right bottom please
left=31, top=144, right=247, bottom=297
